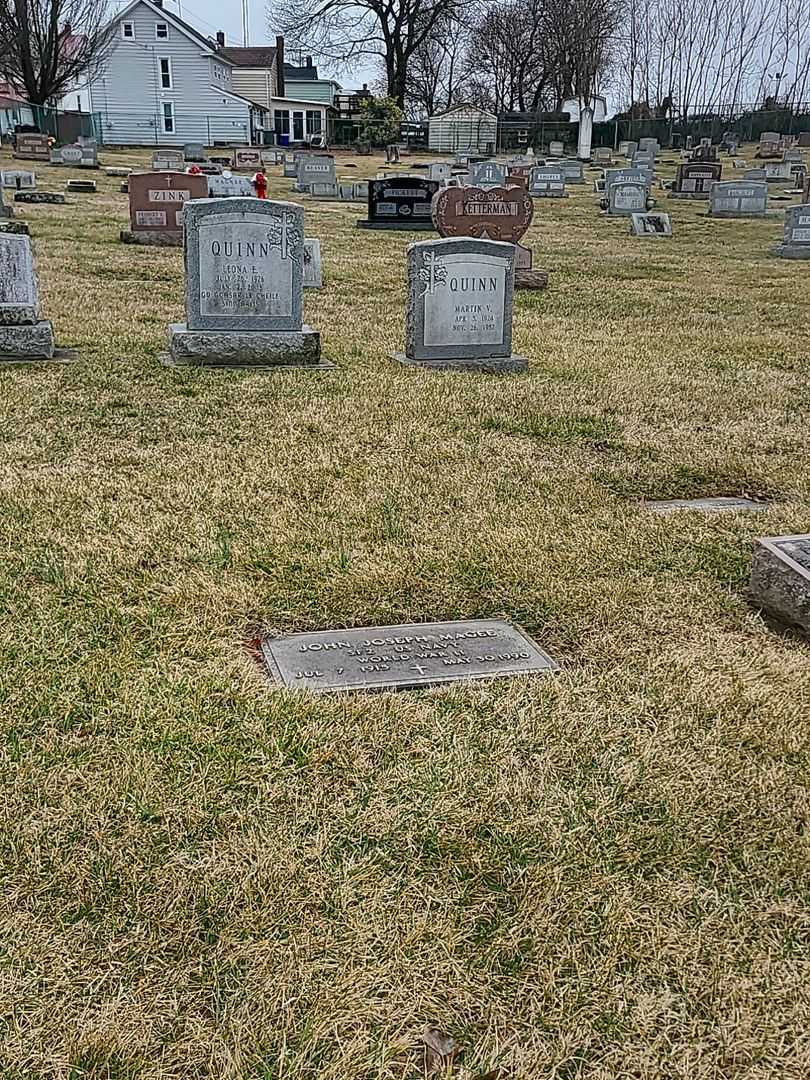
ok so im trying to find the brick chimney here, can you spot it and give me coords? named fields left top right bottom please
left=276, top=35, right=285, bottom=97
left=216, top=30, right=225, bottom=48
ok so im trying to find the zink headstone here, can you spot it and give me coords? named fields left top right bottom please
left=359, top=177, right=439, bottom=230
left=393, top=237, right=526, bottom=372
left=0, top=233, right=55, bottom=360
left=167, top=198, right=327, bottom=368
left=260, top=618, right=557, bottom=693
left=122, top=171, right=208, bottom=245
left=709, top=180, right=768, bottom=218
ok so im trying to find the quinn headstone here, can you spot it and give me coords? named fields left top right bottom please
left=166, top=197, right=329, bottom=368
left=0, top=233, right=56, bottom=360
left=392, top=237, right=526, bottom=372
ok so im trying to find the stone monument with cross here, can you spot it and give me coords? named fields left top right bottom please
left=165, top=197, right=331, bottom=369
left=392, top=237, right=527, bottom=372
left=121, top=170, right=209, bottom=245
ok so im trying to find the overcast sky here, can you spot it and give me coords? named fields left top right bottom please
left=147, top=0, right=375, bottom=89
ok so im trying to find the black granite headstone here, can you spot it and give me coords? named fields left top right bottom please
left=358, top=177, right=439, bottom=230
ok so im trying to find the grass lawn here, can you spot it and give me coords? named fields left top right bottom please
left=1, top=145, right=809, bottom=1079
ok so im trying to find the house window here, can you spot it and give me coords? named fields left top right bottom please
left=274, top=109, right=290, bottom=137
left=293, top=111, right=304, bottom=140
left=162, top=101, right=174, bottom=133
left=155, top=21, right=168, bottom=38
left=159, top=57, right=172, bottom=89
left=306, top=110, right=322, bottom=135
left=121, top=21, right=135, bottom=38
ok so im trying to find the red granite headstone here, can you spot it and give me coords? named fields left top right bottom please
left=126, top=171, right=209, bottom=240
left=233, top=147, right=263, bottom=171
left=432, top=185, right=534, bottom=243
left=13, top=133, right=50, bottom=161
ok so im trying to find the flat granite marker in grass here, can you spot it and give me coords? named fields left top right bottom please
left=630, top=212, right=672, bottom=236
left=750, top=535, right=810, bottom=632
left=393, top=236, right=527, bottom=373
left=260, top=619, right=558, bottom=693
left=0, top=233, right=59, bottom=361
left=166, top=197, right=331, bottom=369
left=645, top=496, right=768, bottom=515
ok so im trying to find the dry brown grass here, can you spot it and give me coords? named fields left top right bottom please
left=0, top=145, right=808, bottom=1079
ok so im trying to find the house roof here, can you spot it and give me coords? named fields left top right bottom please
left=114, top=0, right=224, bottom=57
left=210, top=85, right=268, bottom=111
left=284, top=62, right=317, bottom=80
left=430, top=102, right=497, bottom=121
left=220, top=46, right=278, bottom=68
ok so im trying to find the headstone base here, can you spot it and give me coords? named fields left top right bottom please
left=750, top=535, right=810, bottom=632
left=393, top=352, right=528, bottom=373
left=167, top=323, right=330, bottom=368
left=514, top=269, right=549, bottom=290
left=772, top=244, right=810, bottom=259
left=669, top=192, right=711, bottom=200
left=65, top=180, right=96, bottom=193
left=120, top=229, right=183, bottom=247
left=0, top=320, right=56, bottom=360
left=357, top=220, right=434, bottom=230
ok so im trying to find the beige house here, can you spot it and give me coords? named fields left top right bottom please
left=219, top=38, right=331, bottom=144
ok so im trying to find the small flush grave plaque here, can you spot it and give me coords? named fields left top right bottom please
left=645, top=496, right=768, bottom=515
left=261, top=618, right=558, bottom=693
left=749, top=534, right=810, bottom=632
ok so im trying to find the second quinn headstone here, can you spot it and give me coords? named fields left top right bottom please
left=392, top=237, right=526, bottom=373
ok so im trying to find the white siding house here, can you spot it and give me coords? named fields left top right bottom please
left=86, top=0, right=262, bottom=145
left=428, top=104, right=497, bottom=154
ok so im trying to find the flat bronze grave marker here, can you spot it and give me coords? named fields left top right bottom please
left=260, top=619, right=558, bottom=693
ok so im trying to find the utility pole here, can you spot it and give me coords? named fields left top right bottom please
left=242, top=0, right=249, bottom=45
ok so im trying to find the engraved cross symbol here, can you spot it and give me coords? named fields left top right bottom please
left=418, top=250, right=447, bottom=296
left=164, top=174, right=173, bottom=187
left=267, top=208, right=298, bottom=260
left=411, top=664, right=427, bottom=675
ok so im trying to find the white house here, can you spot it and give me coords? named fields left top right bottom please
left=428, top=104, right=497, bottom=155
left=83, top=0, right=265, bottom=145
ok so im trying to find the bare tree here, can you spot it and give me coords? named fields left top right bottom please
left=0, top=0, right=114, bottom=105
left=269, top=0, right=470, bottom=107
left=406, top=11, right=467, bottom=116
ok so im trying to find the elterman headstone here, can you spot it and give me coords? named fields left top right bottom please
left=392, top=237, right=526, bottom=373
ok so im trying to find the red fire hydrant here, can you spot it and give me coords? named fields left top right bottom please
left=252, top=170, right=267, bottom=199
